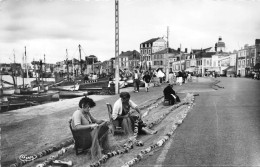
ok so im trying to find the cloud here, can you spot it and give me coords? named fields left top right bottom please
left=0, top=0, right=114, bottom=43
left=1, top=0, right=260, bottom=63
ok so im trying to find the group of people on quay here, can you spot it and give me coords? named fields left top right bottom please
left=70, top=65, right=185, bottom=158
left=70, top=91, right=158, bottom=158
left=131, top=68, right=193, bottom=93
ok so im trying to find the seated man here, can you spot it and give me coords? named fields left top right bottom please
left=71, top=97, right=110, bottom=156
left=112, top=92, right=157, bottom=135
left=163, top=84, right=181, bottom=105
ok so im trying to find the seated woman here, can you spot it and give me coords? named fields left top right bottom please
left=112, top=92, right=157, bottom=135
left=163, top=84, right=181, bottom=105
left=71, top=97, right=110, bottom=158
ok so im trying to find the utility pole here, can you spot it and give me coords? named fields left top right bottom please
left=167, top=26, right=169, bottom=49
left=115, top=0, right=119, bottom=94
left=78, top=44, right=82, bottom=75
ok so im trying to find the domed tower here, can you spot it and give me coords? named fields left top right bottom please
left=215, top=36, right=225, bottom=52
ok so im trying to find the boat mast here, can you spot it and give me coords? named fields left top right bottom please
left=44, top=54, right=46, bottom=82
left=78, top=44, right=82, bottom=76
left=13, top=49, right=17, bottom=88
left=22, top=52, right=25, bottom=88
left=24, top=46, right=29, bottom=86
left=66, top=49, right=69, bottom=81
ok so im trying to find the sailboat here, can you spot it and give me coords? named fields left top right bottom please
left=7, top=49, right=60, bottom=106
left=2, top=50, right=17, bottom=96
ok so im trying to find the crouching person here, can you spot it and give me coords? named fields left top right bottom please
left=163, top=84, right=181, bottom=105
left=70, top=97, right=110, bottom=158
left=112, top=92, right=157, bottom=136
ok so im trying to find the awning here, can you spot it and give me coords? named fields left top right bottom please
left=205, top=67, right=220, bottom=72
left=223, top=66, right=236, bottom=72
left=185, top=67, right=196, bottom=72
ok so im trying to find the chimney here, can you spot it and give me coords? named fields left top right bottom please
left=219, top=36, right=222, bottom=42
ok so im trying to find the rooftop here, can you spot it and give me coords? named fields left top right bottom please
left=141, top=37, right=160, bottom=44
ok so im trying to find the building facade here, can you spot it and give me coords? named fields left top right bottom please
left=118, top=50, right=140, bottom=71
left=140, top=37, right=167, bottom=70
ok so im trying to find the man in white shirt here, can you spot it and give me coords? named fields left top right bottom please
left=133, top=70, right=140, bottom=92
left=112, top=92, right=156, bottom=135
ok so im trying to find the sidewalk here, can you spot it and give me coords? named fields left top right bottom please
left=1, top=77, right=215, bottom=166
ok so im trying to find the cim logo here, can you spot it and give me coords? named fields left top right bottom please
left=19, top=154, right=37, bottom=162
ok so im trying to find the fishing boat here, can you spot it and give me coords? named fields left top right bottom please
left=59, top=90, right=88, bottom=99
left=7, top=48, right=60, bottom=104
left=0, top=100, right=36, bottom=112
left=3, top=87, right=15, bottom=96
left=8, top=90, right=60, bottom=103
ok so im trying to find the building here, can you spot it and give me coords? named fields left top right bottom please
left=140, top=37, right=167, bottom=70
left=193, top=48, right=216, bottom=75
left=118, top=50, right=140, bottom=71
left=237, top=44, right=249, bottom=77
left=185, top=52, right=197, bottom=73
left=215, top=36, right=226, bottom=52
left=85, top=55, right=98, bottom=74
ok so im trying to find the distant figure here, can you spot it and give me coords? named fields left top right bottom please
left=187, top=72, right=192, bottom=82
left=177, top=71, right=183, bottom=85
left=108, top=75, right=114, bottom=87
left=84, top=75, right=89, bottom=83
left=133, top=70, right=140, bottom=92
left=156, top=69, right=165, bottom=84
left=182, top=72, right=187, bottom=84
left=168, top=71, right=174, bottom=85
left=163, top=84, right=180, bottom=105
left=143, top=71, right=151, bottom=92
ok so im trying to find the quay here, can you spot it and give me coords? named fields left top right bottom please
left=1, top=77, right=216, bottom=167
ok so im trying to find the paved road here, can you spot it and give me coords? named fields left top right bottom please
left=138, top=77, right=260, bottom=167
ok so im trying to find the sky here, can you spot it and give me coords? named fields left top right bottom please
left=0, top=0, right=260, bottom=64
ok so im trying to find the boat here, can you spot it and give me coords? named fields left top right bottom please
left=78, top=80, right=108, bottom=90
left=7, top=91, right=60, bottom=103
left=59, top=90, right=88, bottom=99
left=0, top=100, right=37, bottom=112
left=2, top=87, right=15, bottom=96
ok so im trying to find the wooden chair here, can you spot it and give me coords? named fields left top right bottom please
left=69, top=119, right=92, bottom=155
left=106, top=103, right=125, bottom=135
